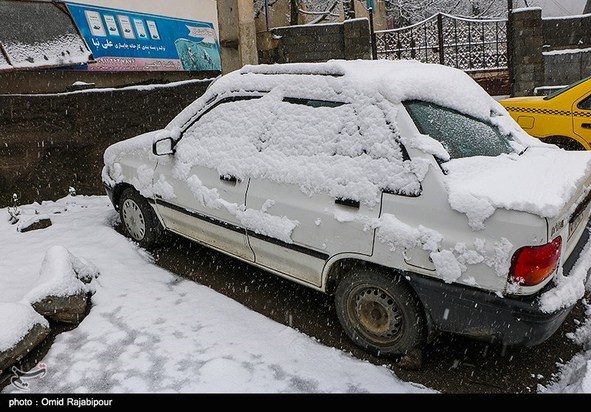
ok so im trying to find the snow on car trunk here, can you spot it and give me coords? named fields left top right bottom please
left=442, top=147, right=591, bottom=230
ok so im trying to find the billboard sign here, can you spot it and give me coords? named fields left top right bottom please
left=65, top=2, right=221, bottom=72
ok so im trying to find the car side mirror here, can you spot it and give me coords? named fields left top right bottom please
left=153, top=136, right=176, bottom=156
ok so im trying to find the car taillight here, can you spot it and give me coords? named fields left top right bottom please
left=509, top=237, right=562, bottom=287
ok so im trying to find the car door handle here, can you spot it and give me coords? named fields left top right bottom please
left=582, top=123, right=591, bottom=129
left=335, top=198, right=360, bottom=208
left=220, top=174, right=238, bottom=183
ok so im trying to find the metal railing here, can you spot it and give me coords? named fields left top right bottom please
left=375, top=13, right=508, bottom=71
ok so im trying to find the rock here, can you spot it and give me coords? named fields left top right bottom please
left=397, top=348, right=423, bottom=370
left=0, top=323, right=50, bottom=372
left=31, top=291, right=88, bottom=324
left=17, top=216, right=52, bottom=233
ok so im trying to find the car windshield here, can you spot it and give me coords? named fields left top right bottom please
left=544, top=76, right=590, bottom=100
left=404, top=100, right=515, bottom=160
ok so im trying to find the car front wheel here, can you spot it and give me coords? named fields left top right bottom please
left=118, top=187, right=164, bottom=248
left=335, top=269, right=427, bottom=356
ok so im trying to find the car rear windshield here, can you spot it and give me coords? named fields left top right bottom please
left=544, top=76, right=590, bottom=100
left=404, top=100, right=515, bottom=160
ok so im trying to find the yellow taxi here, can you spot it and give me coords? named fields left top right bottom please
left=499, top=76, right=591, bottom=150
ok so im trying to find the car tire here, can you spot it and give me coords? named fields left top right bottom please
left=118, top=187, right=165, bottom=248
left=543, top=136, right=586, bottom=151
left=335, top=268, right=427, bottom=356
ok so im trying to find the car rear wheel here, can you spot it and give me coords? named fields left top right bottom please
left=335, top=269, right=427, bottom=356
left=118, top=187, right=164, bottom=248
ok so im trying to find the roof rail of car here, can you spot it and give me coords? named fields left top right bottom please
left=239, top=63, right=345, bottom=77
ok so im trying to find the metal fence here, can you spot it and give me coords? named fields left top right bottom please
left=375, top=13, right=508, bottom=71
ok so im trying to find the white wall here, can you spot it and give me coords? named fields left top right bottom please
left=526, top=0, right=586, bottom=16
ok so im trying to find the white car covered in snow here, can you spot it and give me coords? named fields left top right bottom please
left=102, top=60, right=591, bottom=357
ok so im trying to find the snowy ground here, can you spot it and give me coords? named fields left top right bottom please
left=1, top=195, right=591, bottom=393
left=0, top=195, right=431, bottom=394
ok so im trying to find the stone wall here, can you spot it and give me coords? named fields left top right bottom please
left=258, top=18, right=371, bottom=64
left=542, top=14, right=591, bottom=87
left=542, top=14, right=591, bottom=49
left=510, top=9, right=591, bottom=96
left=508, top=8, right=545, bottom=96
left=0, top=80, right=212, bottom=207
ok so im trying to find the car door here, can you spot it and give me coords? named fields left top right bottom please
left=153, top=96, right=269, bottom=262
left=573, top=93, right=591, bottom=145
left=245, top=98, right=388, bottom=287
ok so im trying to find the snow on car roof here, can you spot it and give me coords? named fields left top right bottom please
left=170, top=59, right=518, bottom=130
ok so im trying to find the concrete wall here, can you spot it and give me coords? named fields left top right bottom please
left=217, top=0, right=258, bottom=73
left=510, top=9, right=591, bottom=96
left=352, top=0, right=388, bottom=31
left=0, top=80, right=212, bottom=207
left=259, top=18, right=371, bottom=64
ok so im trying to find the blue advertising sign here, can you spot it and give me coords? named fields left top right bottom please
left=65, top=2, right=221, bottom=72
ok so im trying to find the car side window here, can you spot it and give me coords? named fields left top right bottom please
left=578, top=95, right=591, bottom=110
left=174, top=96, right=271, bottom=167
left=260, top=98, right=405, bottom=160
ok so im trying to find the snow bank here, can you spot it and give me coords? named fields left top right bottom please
left=0, top=196, right=432, bottom=393
left=16, top=214, right=50, bottom=232
left=540, top=302, right=591, bottom=393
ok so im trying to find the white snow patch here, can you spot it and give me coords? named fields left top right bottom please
left=24, top=245, right=98, bottom=304
left=543, top=47, right=591, bottom=56
left=370, top=213, right=442, bottom=252
left=430, top=250, right=464, bottom=283
left=539, top=233, right=591, bottom=313
left=186, top=174, right=298, bottom=243
left=0, top=303, right=48, bottom=352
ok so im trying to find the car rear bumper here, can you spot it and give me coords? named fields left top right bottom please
left=407, top=222, right=591, bottom=346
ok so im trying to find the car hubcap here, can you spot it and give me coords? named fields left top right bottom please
left=352, top=287, right=403, bottom=343
left=122, top=199, right=146, bottom=241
